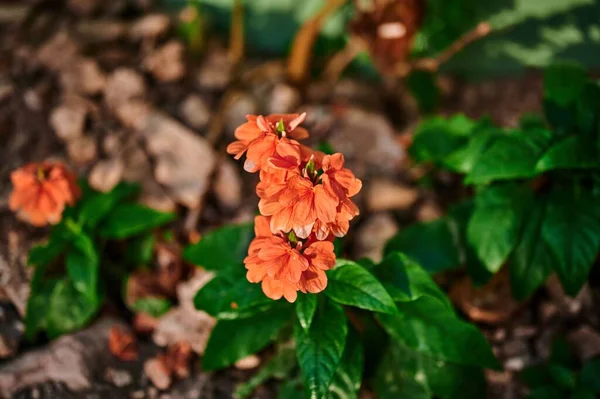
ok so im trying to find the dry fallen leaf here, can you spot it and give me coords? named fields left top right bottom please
left=108, top=326, right=138, bottom=361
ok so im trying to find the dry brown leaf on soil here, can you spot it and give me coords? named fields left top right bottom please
left=108, top=326, right=138, bottom=361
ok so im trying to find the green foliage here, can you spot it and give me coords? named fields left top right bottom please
left=24, top=183, right=175, bottom=339
left=408, top=63, right=600, bottom=298
left=328, top=327, right=364, bottom=399
left=183, top=223, right=254, bottom=270
left=295, top=293, right=317, bottom=331
left=130, top=297, right=172, bottom=317
left=325, top=260, right=397, bottom=314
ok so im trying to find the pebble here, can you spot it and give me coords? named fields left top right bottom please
left=179, top=95, right=210, bottom=130
left=88, top=157, right=125, bottom=193
left=366, top=179, right=419, bottom=212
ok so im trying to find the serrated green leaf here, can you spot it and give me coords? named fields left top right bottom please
left=373, top=253, right=451, bottom=308
left=374, top=341, right=486, bottom=399
left=98, top=203, right=175, bottom=239
left=325, top=260, right=397, bottom=314
left=377, top=297, right=499, bottom=369
left=384, top=218, right=461, bottom=274
left=296, top=294, right=317, bottom=331
left=328, top=327, right=363, bottom=399
left=509, top=197, right=556, bottom=300
left=295, top=298, right=348, bottom=399
left=130, top=297, right=172, bottom=317
left=468, top=183, right=533, bottom=273
left=543, top=187, right=600, bottom=296
left=184, top=223, right=254, bottom=270
left=78, top=182, right=139, bottom=229
left=580, top=358, right=600, bottom=393
left=203, top=306, right=290, bottom=371
left=194, top=274, right=275, bottom=320
left=467, top=129, right=553, bottom=184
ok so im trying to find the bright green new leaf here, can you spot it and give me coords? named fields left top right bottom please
left=183, top=223, right=254, bottom=270
left=296, top=294, right=317, bottom=331
left=325, top=260, right=397, bottom=314
left=509, top=198, right=556, bottom=300
left=78, top=182, right=139, bottom=229
left=373, top=253, right=451, bottom=308
left=467, top=183, right=533, bottom=273
left=295, top=298, right=348, bottom=399
left=203, top=307, right=290, bottom=371
left=543, top=187, right=600, bottom=296
left=97, top=203, right=175, bottom=239
left=194, top=274, right=275, bottom=320
left=377, top=297, right=499, bottom=369
left=385, top=217, right=462, bottom=274
left=328, top=327, right=363, bottom=399
left=374, top=341, right=486, bottom=399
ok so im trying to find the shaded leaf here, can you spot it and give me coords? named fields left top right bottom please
left=580, top=358, right=600, bottom=393
left=78, top=182, right=139, bottom=229
left=328, top=327, right=363, bottom=399
left=536, top=136, right=600, bottom=172
left=98, top=203, right=175, bottom=239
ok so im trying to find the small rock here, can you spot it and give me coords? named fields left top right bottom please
left=546, top=276, right=593, bottom=315
left=89, top=158, right=125, bottom=193
left=102, top=133, right=122, bottom=155
left=503, top=357, right=526, bottom=372
left=267, top=83, right=301, bottom=114
left=23, top=89, right=42, bottom=111
left=61, top=58, right=106, bottom=95
left=104, top=68, right=146, bottom=110
left=416, top=199, right=444, bottom=222
left=130, top=14, right=170, bottom=40
left=223, top=91, right=258, bottom=139
left=50, top=97, right=88, bottom=141
left=144, top=358, right=172, bottom=390
left=213, top=159, right=242, bottom=210
left=567, top=326, right=600, bottom=361
left=104, top=367, right=133, bottom=387
left=196, top=50, right=232, bottom=91
left=354, top=213, right=398, bottom=262
left=366, top=179, right=419, bottom=212
left=67, top=136, right=97, bottom=165
left=144, top=41, right=185, bottom=82
left=179, top=95, right=210, bottom=130
left=329, top=108, right=404, bottom=176
left=76, top=20, right=127, bottom=43
left=37, top=32, right=79, bottom=72
left=234, top=355, right=260, bottom=370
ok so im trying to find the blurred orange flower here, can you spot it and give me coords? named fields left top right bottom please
left=9, top=162, right=80, bottom=226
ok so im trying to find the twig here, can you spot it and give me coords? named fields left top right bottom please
left=228, top=0, right=245, bottom=67
left=322, top=37, right=366, bottom=83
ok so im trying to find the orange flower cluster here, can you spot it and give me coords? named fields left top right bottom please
left=9, top=162, right=80, bottom=226
left=228, top=113, right=362, bottom=302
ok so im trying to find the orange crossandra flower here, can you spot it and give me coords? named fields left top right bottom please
left=9, top=162, right=81, bottom=226
left=226, top=113, right=309, bottom=173
left=244, top=216, right=336, bottom=302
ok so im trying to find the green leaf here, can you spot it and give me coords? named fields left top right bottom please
left=194, top=274, right=276, bottom=320
left=46, top=279, right=100, bottom=338
left=203, top=306, right=290, bottom=371
left=580, top=358, right=600, bottom=393
left=377, top=297, right=499, bottom=369
left=328, top=327, right=363, bottom=399
left=296, top=294, right=317, bottom=331
left=443, top=123, right=499, bottom=174
left=509, top=197, right=556, bottom=300
left=373, top=253, right=451, bottom=308
left=521, top=365, right=553, bottom=389
left=467, top=183, right=533, bottom=273
left=410, top=115, right=475, bottom=164
left=374, top=341, right=486, bottom=399
left=547, top=363, right=576, bottom=390
left=536, top=136, right=600, bottom=172
left=28, top=225, right=69, bottom=267
left=544, top=62, right=588, bottom=108
left=384, top=218, right=461, bottom=274
left=295, top=298, right=348, bottom=399
left=526, top=386, right=565, bottom=399
left=98, top=203, right=175, bottom=239
left=407, top=70, right=440, bottom=114
left=78, top=182, right=139, bottom=229
left=550, top=337, right=577, bottom=368
left=25, top=266, right=59, bottom=341
left=130, top=297, right=172, bottom=317
left=466, top=129, right=553, bottom=184
left=278, top=380, right=305, bottom=399
left=234, top=345, right=296, bottom=399
left=124, top=233, right=156, bottom=265
left=325, top=260, right=397, bottom=314
left=571, top=388, right=597, bottom=399
left=543, top=187, right=600, bottom=296
left=183, top=223, right=254, bottom=270
left=66, top=232, right=99, bottom=300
